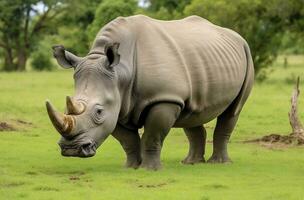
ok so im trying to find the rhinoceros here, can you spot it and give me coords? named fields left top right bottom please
left=46, top=15, right=254, bottom=170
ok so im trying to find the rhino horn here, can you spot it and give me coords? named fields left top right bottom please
left=46, top=100, right=75, bottom=138
left=66, top=96, right=85, bottom=115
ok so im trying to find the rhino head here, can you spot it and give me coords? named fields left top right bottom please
left=46, top=44, right=121, bottom=158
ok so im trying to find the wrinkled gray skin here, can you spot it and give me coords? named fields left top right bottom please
left=46, top=15, right=254, bottom=170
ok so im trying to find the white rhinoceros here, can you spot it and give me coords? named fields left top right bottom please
left=46, top=15, right=254, bottom=170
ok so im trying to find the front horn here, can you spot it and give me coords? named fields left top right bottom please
left=66, top=96, right=85, bottom=115
left=46, top=100, right=75, bottom=138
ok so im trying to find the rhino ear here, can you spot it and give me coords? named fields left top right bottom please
left=52, top=45, right=83, bottom=69
left=104, top=43, right=120, bottom=68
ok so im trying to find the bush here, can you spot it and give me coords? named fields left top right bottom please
left=31, top=51, right=54, bottom=71
left=184, top=0, right=303, bottom=79
left=87, top=0, right=137, bottom=41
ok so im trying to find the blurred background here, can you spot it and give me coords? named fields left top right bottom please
left=0, top=2, right=304, bottom=199
left=0, top=0, right=303, bottom=80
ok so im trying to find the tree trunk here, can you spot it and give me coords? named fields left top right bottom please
left=3, top=47, right=17, bottom=71
left=17, top=48, right=27, bottom=71
left=18, top=6, right=30, bottom=72
left=288, top=77, right=304, bottom=140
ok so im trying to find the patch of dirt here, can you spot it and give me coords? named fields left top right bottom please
left=25, top=171, right=38, bottom=176
left=244, top=133, right=304, bottom=148
left=69, top=171, right=86, bottom=181
left=0, top=182, right=25, bottom=188
left=33, top=186, right=59, bottom=191
left=138, top=182, right=167, bottom=188
left=0, top=122, right=16, bottom=131
left=15, top=119, right=33, bottom=125
left=205, top=183, right=229, bottom=189
left=135, top=179, right=176, bottom=188
left=41, top=169, right=85, bottom=176
left=0, top=119, right=33, bottom=132
left=69, top=176, right=80, bottom=181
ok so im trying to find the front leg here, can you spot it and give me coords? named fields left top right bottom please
left=141, top=103, right=181, bottom=170
left=111, top=124, right=141, bottom=169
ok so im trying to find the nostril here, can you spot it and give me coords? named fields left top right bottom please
left=81, top=143, right=91, bottom=149
left=80, top=142, right=96, bottom=157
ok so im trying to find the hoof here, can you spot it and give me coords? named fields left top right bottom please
left=207, top=155, right=232, bottom=164
left=125, top=160, right=141, bottom=169
left=140, top=160, right=162, bottom=171
left=125, top=154, right=141, bottom=169
left=181, top=156, right=205, bottom=165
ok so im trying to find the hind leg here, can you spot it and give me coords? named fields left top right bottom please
left=208, top=113, right=239, bottom=163
left=182, top=126, right=206, bottom=164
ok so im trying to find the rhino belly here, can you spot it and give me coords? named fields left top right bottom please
left=173, top=101, right=232, bottom=128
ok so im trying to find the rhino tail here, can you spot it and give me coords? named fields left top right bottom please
left=230, top=41, right=255, bottom=116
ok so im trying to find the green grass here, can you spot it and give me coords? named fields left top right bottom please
left=0, top=55, right=304, bottom=200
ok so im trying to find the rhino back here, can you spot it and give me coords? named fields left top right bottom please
left=124, top=15, right=247, bottom=127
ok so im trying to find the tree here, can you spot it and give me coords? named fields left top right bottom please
left=0, top=0, right=63, bottom=71
left=141, top=0, right=191, bottom=20
left=87, top=0, right=137, bottom=42
left=50, top=0, right=101, bottom=56
left=184, top=0, right=304, bottom=78
left=146, top=0, right=191, bottom=13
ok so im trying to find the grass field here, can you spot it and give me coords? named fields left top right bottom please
left=0, top=55, right=304, bottom=200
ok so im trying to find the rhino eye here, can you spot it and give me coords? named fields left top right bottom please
left=92, top=105, right=105, bottom=124
left=97, top=109, right=102, bottom=115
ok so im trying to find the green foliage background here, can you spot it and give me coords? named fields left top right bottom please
left=0, top=0, right=303, bottom=75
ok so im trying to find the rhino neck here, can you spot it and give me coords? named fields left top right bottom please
left=115, top=47, right=137, bottom=127
left=89, top=17, right=138, bottom=127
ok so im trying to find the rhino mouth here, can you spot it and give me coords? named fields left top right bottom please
left=59, top=139, right=97, bottom=158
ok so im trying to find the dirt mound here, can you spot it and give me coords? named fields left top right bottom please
left=0, top=122, right=16, bottom=131
left=15, top=119, right=32, bottom=125
left=244, top=133, right=304, bottom=147
left=0, top=119, right=33, bottom=132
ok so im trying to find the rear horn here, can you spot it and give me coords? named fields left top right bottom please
left=66, top=96, right=85, bottom=115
